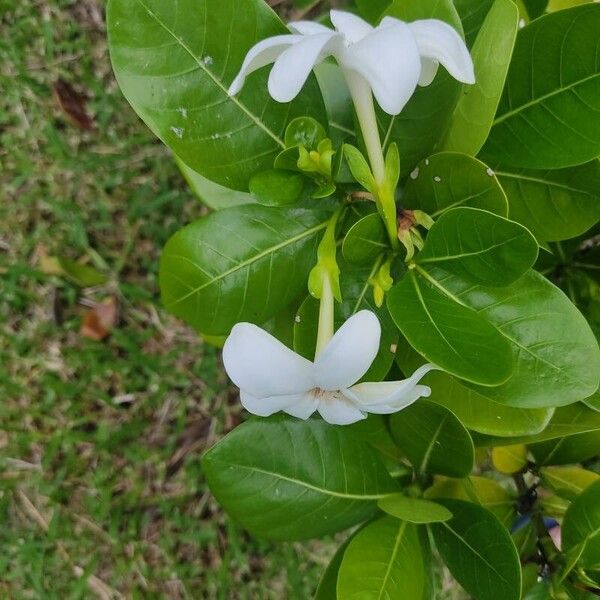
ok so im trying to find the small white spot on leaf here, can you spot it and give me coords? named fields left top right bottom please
left=434, top=176, right=442, bottom=183
left=410, top=167, right=419, bottom=180
left=170, top=126, right=184, bottom=139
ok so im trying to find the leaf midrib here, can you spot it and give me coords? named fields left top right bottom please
left=439, top=521, right=511, bottom=585
left=210, top=459, right=387, bottom=500
left=493, top=72, right=600, bottom=125
left=418, top=233, right=525, bottom=264
left=135, top=0, right=286, bottom=148
left=378, top=521, right=408, bottom=600
left=495, top=170, right=600, bottom=198
left=166, top=219, right=328, bottom=307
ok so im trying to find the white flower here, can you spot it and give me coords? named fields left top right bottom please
left=222, top=310, right=435, bottom=425
left=228, top=9, right=475, bottom=116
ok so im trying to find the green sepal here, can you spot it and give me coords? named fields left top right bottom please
left=384, top=143, right=400, bottom=193
left=344, top=144, right=377, bottom=193
left=308, top=210, right=343, bottom=302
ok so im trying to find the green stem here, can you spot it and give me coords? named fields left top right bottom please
left=344, top=71, right=399, bottom=250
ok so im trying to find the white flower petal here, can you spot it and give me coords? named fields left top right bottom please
left=240, top=391, right=302, bottom=417
left=268, top=32, right=341, bottom=102
left=343, top=20, right=422, bottom=115
left=228, top=34, right=301, bottom=96
left=330, top=10, right=373, bottom=43
left=418, top=57, right=440, bottom=86
left=314, top=310, right=381, bottom=390
left=344, top=364, right=437, bottom=412
left=222, top=323, right=314, bottom=398
left=288, top=20, right=332, bottom=35
left=317, top=396, right=366, bottom=425
left=409, top=19, right=475, bottom=85
left=284, top=393, right=320, bottom=420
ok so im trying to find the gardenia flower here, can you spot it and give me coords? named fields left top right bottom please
left=228, top=9, right=475, bottom=115
left=222, top=310, right=435, bottom=425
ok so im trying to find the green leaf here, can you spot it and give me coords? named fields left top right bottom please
left=416, top=208, right=538, bottom=286
left=474, top=403, right=600, bottom=446
left=425, top=268, right=600, bottom=408
left=380, top=0, right=464, bottom=176
left=453, top=0, right=495, bottom=47
left=584, top=392, right=600, bottom=413
left=176, top=157, right=253, bottom=209
left=378, top=494, right=453, bottom=523
left=314, top=538, right=350, bottom=600
left=562, top=479, right=600, bottom=570
left=356, top=0, right=392, bottom=23
left=342, top=213, right=389, bottom=265
left=442, top=0, right=519, bottom=156
left=248, top=169, right=306, bottom=206
left=387, top=269, right=513, bottom=386
left=202, top=416, right=398, bottom=541
left=55, top=257, right=108, bottom=287
left=481, top=5, right=600, bottom=169
left=540, top=466, right=599, bottom=500
left=396, top=340, right=553, bottom=437
left=160, top=205, right=329, bottom=335
left=337, top=517, right=425, bottom=600
left=425, top=475, right=517, bottom=527
left=349, top=415, right=405, bottom=463
left=530, top=430, right=600, bottom=465
left=107, top=0, right=326, bottom=190
left=522, top=0, right=549, bottom=18
left=389, top=400, right=474, bottom=477
left=403, top=152, right=508, bottom=218
left=295, top=261, right=399, bottom=381
left=495, top=160, right=600, bottom=242
left=284, top=117, right=326, bottom=150
left=430, top=499, right=522, bottom=600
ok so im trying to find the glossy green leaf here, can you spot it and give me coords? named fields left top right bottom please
left=378, top=494, right=453, bottom=523
left=343, top=144, right=376, bottom=193
left=416, top=208, right=538, bottom=286
left=403, top=152, right=508, bottom=218
left=202, top=416, right=398, bottom=541
left=442, top=0, right=519, bottom=156
left=294, top=261, right=399, bottom=382
left=584, top=392, right=600, bottom=413
left=356, top=0, right=391, bottom=23
left=426, top=268, right=600, bottom=408
left=540, top=466, right=599, bottom=500
left=314, top=538, right=350, bottom=600
left=284, top=117, right=326, bottom=150
left=389, top=400, right=474, bottom=477
left=337, top=517, right=425, bottom=600
left=495, top=160, right=600, bottom=242
left=396, top=341, right=553, bottom=437
left=522, top=582, right=553, bottom=600
left=107, top=0, right=326, bottom=190
left=453, top=0, right=495, bottom=47
left=160, top=205, right=329, bottom=335
left=430, top=499, right=522, bottom=600
left=249, top=169, right=306, bottom=206
left=349, top=415, right=405, bottom=463
left=522, top=0, right=549, bottom=18
left=387, top=269, right=513, bottom=385
left=342, top=213, right=389, bottom=265
left=380, top=0, right=464, bottom=176
left=475, top=403, right=600, bottom=446
left=481, top=5, right=600, bottom=169
left=425, top=475, right=517, bottom=526
left=530, top=429, right=600, bottom=465
left=176, top=157, right=253, bottom=209
left=562, top=479, right=600, bottom=570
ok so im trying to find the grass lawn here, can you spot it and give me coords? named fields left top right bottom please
left=0, top=1, right=334, bottom=597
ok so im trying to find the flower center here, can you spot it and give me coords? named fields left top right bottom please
left=310, top=387, right=342, bottom=403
